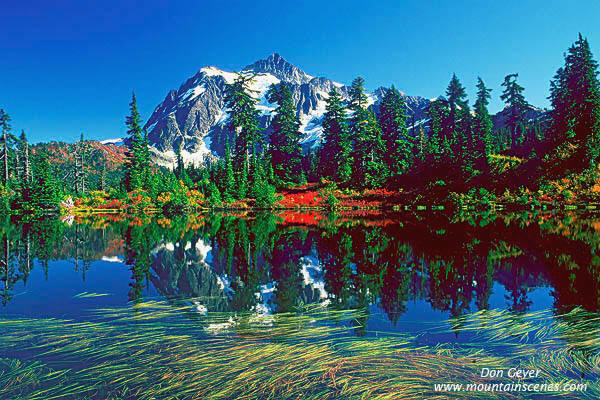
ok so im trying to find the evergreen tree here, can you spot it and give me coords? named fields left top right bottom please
left=19, top=151, right=59, bottom=210
left=249, top=149, right=264, bottom=198
left=445, top=74, right=474, bottom=181
left=549, top=33, right=600, bottom=165
left=266, top=83, right=303, bottom=185
left=445, top=73, right=469, bottom=136
left=224, top=73, right=261, bottom=177
left=500, top=73, right=529, bottom=150
left=361, top=109, right=388, bottom=188
left=347, top=77, right=387, bottom=189
left=320, top=88, right=352, bottom=184
left=174, top=144, right=184, bottom=179
left=425, top=99, right=448, bottom=164
left=472, top=77, right=493, bottom=173
left=123, top=93, right=149, bottom=191
left=207, top=181, right=222, bottom=207
left=378, top=86, right=413, bottom=180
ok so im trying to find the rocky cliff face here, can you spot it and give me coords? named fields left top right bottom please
left=144, top=53, right=432, bottom=167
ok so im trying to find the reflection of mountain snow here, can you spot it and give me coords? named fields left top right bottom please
left=254, top=282, right=276, bottom=314
left=149, top=238, right=230, bottom=313
left=100, top=255, right=124, bottom=263
left=216, top=274, right=233, bottom=298
left=300, top=256, right=328, bottom=300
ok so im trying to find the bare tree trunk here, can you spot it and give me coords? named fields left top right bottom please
left=15, top=152, right=19, bottom=182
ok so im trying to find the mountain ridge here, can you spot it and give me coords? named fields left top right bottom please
left=143, top=54, right=432, bottom=167
left=141, top=54, right=550, bottom=168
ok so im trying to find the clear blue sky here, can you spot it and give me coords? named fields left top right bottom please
left=2, top=0, right=600, bottom=143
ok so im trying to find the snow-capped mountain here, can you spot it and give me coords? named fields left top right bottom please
left=144, top=53, right=431, bottom=167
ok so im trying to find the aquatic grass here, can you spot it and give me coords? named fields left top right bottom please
left=1, top=300, right=599, bottom=399
left=73, top=292, right=111, bottom=298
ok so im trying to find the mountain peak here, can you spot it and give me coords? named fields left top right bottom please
left=243, top=53, right=313, bottom=84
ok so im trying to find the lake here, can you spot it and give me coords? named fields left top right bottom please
left=1, top=211, right=599, bottom=399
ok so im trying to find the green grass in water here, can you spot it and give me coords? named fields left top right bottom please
left=0, top=301, right=598, bottom=399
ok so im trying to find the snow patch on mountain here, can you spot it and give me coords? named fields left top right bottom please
left=150, top=134, right=215, bottom=168
left=181, top=85, right=206, bottom=101
left=200, top=66, right=237, bottom=83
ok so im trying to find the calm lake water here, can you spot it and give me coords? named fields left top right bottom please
left=1, top=211, right=600, bottom=399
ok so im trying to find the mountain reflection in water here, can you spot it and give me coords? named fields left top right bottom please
left=1, top=211, right=600, bottom=336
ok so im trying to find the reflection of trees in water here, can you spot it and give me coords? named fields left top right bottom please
left=4, top=211, right=600, bottom=333
left=0, top=217, right=65, bottom=305
left=142, top=212, right=600, bottom=328
left=0, top=216, right=125, bottom=306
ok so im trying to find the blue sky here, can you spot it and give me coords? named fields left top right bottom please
left=2, top=0, right=600, bottom=143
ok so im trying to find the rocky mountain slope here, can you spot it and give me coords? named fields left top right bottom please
left=144, top=53, right=432, bottom=167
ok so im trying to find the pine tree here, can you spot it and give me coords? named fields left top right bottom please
left=549, top=33, right=600, bottom=166
left=361, top=109, right=388, bottom=188
left=500, top=73, right=529, bottom=150
left=224, top=73, right=261, bottom=177
left=445, top=74, right=473, bottom=181
left=378, top=86, right=412, bottom=181
left=266, top=83, right=303, bottom=185
left=425, top=99, right=449, bottom=164
left=123, top=93, right=149, bottom=191
left=20, top=151, right=59, bottom=210
left=473, top=77, right=493, bottom=173
left=346, top=77, right=387, bottom=189
left=320, top=88, right=352, bottom=184
left=446, top=74, right=469, bottom=134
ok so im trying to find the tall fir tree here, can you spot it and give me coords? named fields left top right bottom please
left=549, top=33, right=600, bottom=166
left=266, top=83, right=303, bottom=185
left=378, top=86, right=413, bottom=181
left=224, top=73, right=261, bottom=180
left=445, top=74, right=469, bottom=136
left=445, top=74, right=474, bottom=181
left=19, top=151, right=59, bottom=210
left=425, top=99, right=448, bottom=164
left=320, top=88, right=352, bottom=184
left=175, top=144, right=184, bottom=179
left=124, top=92, right=149, bottom=191
left=500, top=73, right=529, bottom=150
left=347, top=77, right=387, bottom=189
left=472, top=77, right=493, bottom=173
